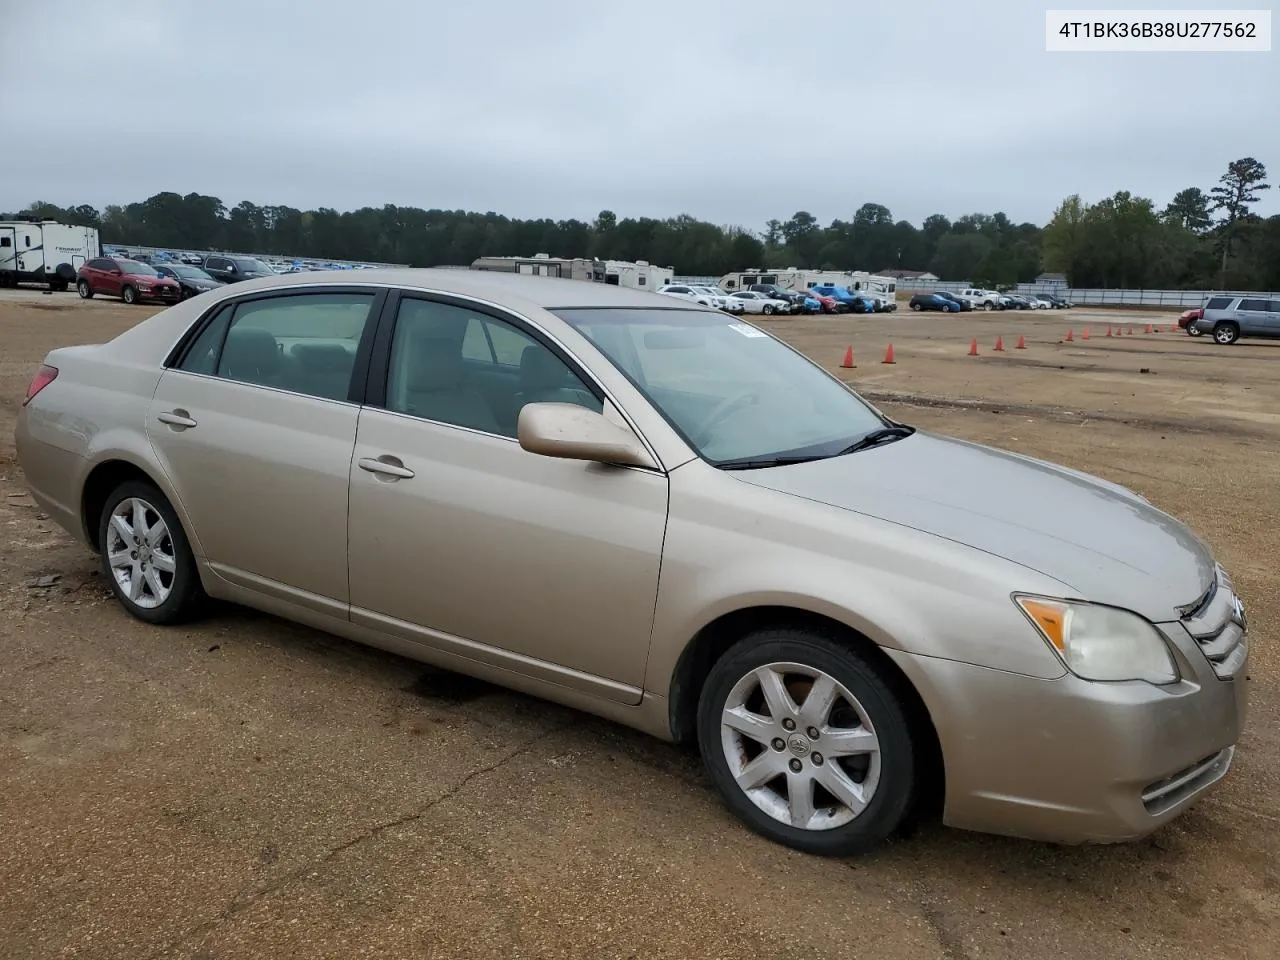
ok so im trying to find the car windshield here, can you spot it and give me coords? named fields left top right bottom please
left=233, top=258, right=272, bottom=272
left=171, top=265, right=214, bottom=280
left=554, top=308, right=889, bottom=466
left=119, top=260, right=158, bottom=276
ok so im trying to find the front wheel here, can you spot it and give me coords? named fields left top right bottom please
left=697, top=629, right=916, bottom=857
left=97, top=480, right=205, bottom=625
left=121, top=285, right=138, bottom=304
left=77, top=279, right=93, bottom=299
left=1213, top=322, right=1239, bottom=345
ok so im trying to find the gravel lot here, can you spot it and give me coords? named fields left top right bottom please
left=1, top=289, right=1277, bottom=959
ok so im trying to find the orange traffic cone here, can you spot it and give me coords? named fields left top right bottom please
left=994, top=336, right=1004, bottom=352
left=882, top=343, right=895, bottom=364
left=1065, top=330, right=1074, bottom=342
left=1144, top=323, right=1153, bottom=334
left=1126, top=326, right=1133, bottom=335
left=840, top=346, right=854, bottom=368
left=1082, top=327, right=1090, bottom=340
left=968, top=338, right=979, bottom=356
left=1106, top=326, right=1113, bottom=337
left=1016, top=335, right=1026, bottom=349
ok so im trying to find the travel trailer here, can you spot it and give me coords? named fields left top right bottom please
left=470, top=254, right=673, bottom=291
left=470, top=253, right=607, bottom=282
left=0, top=219, right=101, bottom=291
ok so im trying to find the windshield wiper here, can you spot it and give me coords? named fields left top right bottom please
left=716, top=453, right=831, bottom=471
left=835, top=425, right=915, bottom=456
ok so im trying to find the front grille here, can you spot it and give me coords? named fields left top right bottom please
left=1181, top=566, right=1247, bottom=679
left=1142, top=747, right=1233, bottom=815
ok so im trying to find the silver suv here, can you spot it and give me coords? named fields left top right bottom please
left=1194, top=295, right=1280, bottom=344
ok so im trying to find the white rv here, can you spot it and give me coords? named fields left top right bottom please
left=718, top=268, right=898, bottom=310
left=604, top=259, right=673, bottom=291
left=0, top=220, right=100, bottom=291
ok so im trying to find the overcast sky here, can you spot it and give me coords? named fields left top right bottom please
left=3, top=0, right=1276, bottom=229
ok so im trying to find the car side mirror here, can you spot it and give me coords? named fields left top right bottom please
left=517, top=403, right=656, bottom=469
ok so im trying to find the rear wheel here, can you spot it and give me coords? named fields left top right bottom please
left=1186, top=322, right=1204, bottom=338
left=697, top=628, right=917, bottom=857
left=77, top=280, right=93, bottom=299
left=911, top=303, right=921, bottom=311
left=121, top=285, right=138, bottom=305
left=1213, top=322, right=1239, bottom=345
left=97, top=480, right=205, bottom=625
left=763, top=304, right=775, bottom=315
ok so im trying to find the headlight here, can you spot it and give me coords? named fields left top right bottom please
left=1014, top=596, right=1178, bottom=684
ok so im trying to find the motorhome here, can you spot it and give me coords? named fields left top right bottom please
left=718, top=268, right=897, bottom=310
left=0, top=219, right=100, bottom=290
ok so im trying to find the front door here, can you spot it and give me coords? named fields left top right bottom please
left=146, top=288, right=383, bottom=611
left=346, top=293, right=669, bottom=702
left=0, top=227, right=15, bottom=277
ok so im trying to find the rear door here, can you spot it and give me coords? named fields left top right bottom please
left=146, top=287, right=384, bottom=612
left=1236, top=298, right=1270, bottom=335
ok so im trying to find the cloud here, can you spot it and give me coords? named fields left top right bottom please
left=3, top=0, right=1276, bottom=228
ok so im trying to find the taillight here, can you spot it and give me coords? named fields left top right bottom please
left=22, top=364, right=58, bottom=406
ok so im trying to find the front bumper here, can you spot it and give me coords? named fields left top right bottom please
left=886, top=597, right=1249, bottom=844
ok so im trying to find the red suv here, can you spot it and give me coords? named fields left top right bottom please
left=77, top=257, right=182, bottom=306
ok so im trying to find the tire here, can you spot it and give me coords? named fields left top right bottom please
left=77, top=280, right=93, bottom=299
left=97, top=480, right=205, bottom=625
left=1186, top=323, right=1203, bottom=338
left=911, top=303, right=921, bottom=311
left=762, top=304, right=774, bottom=315
left=122, top=284, right=138, bottom=305
left=1213, top=322, right=1239, bottom=345
left=697, top=628, right=917, bottom=857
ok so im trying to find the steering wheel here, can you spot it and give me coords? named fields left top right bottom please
left=690, top=390, right=759, bottom=446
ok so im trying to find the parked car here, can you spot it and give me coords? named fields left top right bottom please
left=807, top=290, right=844, bottom=314
left=16, top=268, right=1249, bottom=857
left=691, top=285, right=745, bottom=314
left=1026, top=295, right=1053, bottom=310
left=76, top=257, right=182, bottom=305
left=1193, top=295, right=1280, bottom=344
left=729, top=290, right=793, bottom=315
left=1003, top=295, right=1032, bottom=310
left=201, top=254, right=276, bottom=284
left=909, top=293, right=958, bottom=313
left=748, top=285, right=806, bottom=315
left=1038, top=294, right=1072, bottom=309
left=933, top=291, right=971, bottom=312
left=659, top=284, right=723, bottom=309
left=154, top=264, right=225, bottom=300
left=1177, top=308, right=1204, bottom=336
left=810, top=284, right=876, bottom=314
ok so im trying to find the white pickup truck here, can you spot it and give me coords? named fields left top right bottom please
left=959, top=288, right=1008, bottom=311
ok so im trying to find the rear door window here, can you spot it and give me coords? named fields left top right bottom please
left=1239, top=299, right=1269, bottom=312
left=1204, top=297, right=1232, bottom=310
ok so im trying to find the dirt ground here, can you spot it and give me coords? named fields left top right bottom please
left=1, top=289, right=1277, bottom=960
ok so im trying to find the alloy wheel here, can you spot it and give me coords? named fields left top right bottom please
left=105, top=497, right=177, bottom=609
left=720, top=662, right=881, bottom=831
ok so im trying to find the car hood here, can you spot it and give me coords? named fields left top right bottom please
left=734, top=432, right=1215, bottom=621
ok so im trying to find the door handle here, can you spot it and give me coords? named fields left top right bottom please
left=157, top=410, right=198, bottom=428
left=358, top=456, right=415, bottom=480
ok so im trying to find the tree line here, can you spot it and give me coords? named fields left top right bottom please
left=5, top=157, right=1273, bottom=289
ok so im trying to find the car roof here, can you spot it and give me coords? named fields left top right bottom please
left=172, top=267, right=687, bottom=310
